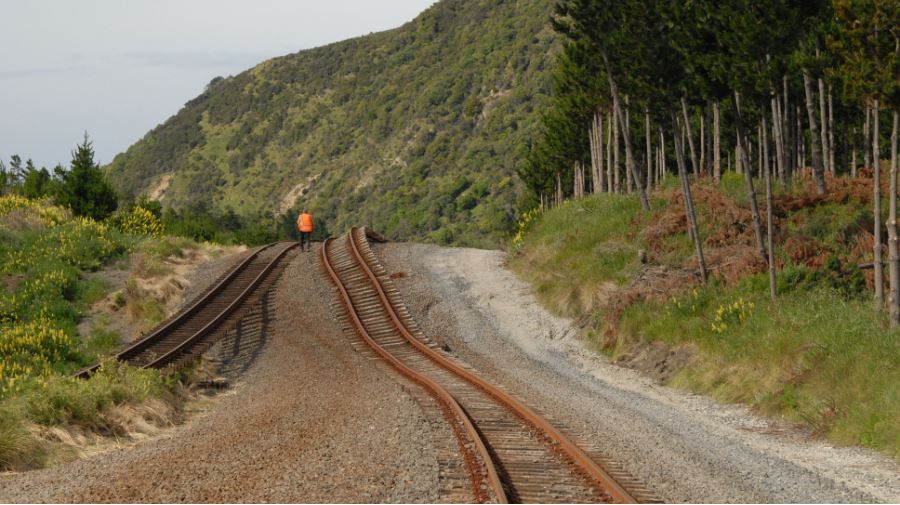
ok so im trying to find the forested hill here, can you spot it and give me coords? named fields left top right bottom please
left=105, top=0, right=557, bottom=247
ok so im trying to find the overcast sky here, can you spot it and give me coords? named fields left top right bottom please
left=0, top=1, right=436, bottom=169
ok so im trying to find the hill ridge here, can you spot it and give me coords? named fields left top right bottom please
left=106, top=0, right=557, bottom=247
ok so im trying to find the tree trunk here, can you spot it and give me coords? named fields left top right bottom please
left=818, top=77, right=829, bottom=174
left=747, top=134, right=754, bottom=175
left=828, top=86, right=836, bottom=176
left=607, top=111, right=613, bottom=193
left=556, top=172, right=563, bottom=206
left=590, top=112, right=605, bottom=194
left=797, top=105, right=805, bottom=169
left=865, top=103, right=872, bottom=169
left=733, top=91, right=768, bottom=261
left=601, top=51, right=650, bottom=210
left=681, top=97, right=699, bottom=178
left=762, top=113, right=777, bottom=301
left=708, top=102, right=715, bottom=175
left=589, top=122, right=597, bottom=194
left=874, top=99, right=884, bottom=307
left=573, top=163, right=578, bottom=199
left=645, top=110, right=653, bottom=192
left=673, top=113, right=708, bottom=284
left=714, top=100, right=721, bottom=183
left=783, top=74, right=793, bottom=181
left=574, top=161, right=583, bottom=198
left=771, top=94, right=786, bottom=189
left=758, top=123, right=763, bottom=180
left=613, top=106, right=620, bottom=193
left=700, top=110, right=706, bottom=175
left=888, top=109, right=899, bottom=326
left=802, top=72, right=827, bottom=194
left=736, top=131, right=743, bottom=174
left=625, top=97, right=634, bottom=193
left=655, top=146, right=660, bottom=187
left=599, top=113, right=606, bottom=192
left=660, top=130, right=666, bottom=181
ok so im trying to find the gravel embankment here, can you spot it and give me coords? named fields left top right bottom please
left=377, top=242, right=900, bottom=504
left=0, top=244, right=441, bottom=503
left=175, top=245, right=254, bottom=311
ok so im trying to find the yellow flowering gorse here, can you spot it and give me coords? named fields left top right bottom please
left=0, top=195, right=68, bottom=227
left=710, top=297, right=755, bottom=334
left=0, top=317, right=75, bottom=397
left=109, top=206, right=164, bottom=238
left=512, top=207, right=541, bottom=250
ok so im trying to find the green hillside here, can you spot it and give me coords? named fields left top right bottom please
left=106, top=0, right=557, bottom=247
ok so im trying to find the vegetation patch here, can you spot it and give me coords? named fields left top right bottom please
left=510, top=178, right=900, bottom=459
left=0, top=196, right=206, bottom=471
left=103, top=0, right=560, bottom=248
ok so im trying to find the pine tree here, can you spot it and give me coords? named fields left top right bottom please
left=21, top=164, right=52, bottom=199
left=57, top=133, right=118, bottom=220
left=9, top=155, right=23, bottom=186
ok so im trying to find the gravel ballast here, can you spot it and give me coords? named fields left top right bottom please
left=0, top=244, right=441, bottom=503
left=377, top=242, right=900, bottom=503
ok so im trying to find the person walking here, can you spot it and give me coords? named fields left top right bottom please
left=297, top=209, right=313, bottom=252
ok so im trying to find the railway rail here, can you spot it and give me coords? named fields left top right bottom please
left=76, top=241, right=297, bottom=377
left=322, top=228, right=656, bottom=504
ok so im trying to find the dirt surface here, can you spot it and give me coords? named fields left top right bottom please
left=377, top=242, right=900, bottom=504
left=0, top=245, right=441, bottom=503
left=78, top=243, right=248, bottom=344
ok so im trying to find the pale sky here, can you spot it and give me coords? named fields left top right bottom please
left=0, top=1, right=436, bottom=169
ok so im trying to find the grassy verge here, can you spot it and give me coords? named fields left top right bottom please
left=509, top=174, right=899, bottom=459
left=0, top=197, right=196, bottom=470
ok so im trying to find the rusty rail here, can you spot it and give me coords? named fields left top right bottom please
left=76, top=241, right=296, bottom=377
left=346, top=227, right=636, bottom=503
left=322, top=228, right=646, bottom=503
left=322, top=236, right=507, bottom=503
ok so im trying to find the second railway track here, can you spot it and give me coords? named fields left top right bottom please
left=76, top=241, right=297, bottom=377
left=322, top=228, right=656, bottom=504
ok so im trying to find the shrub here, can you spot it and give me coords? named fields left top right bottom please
left=0, top=195, right=68, bottom=228
left=108, top=205, right=164, bottom=238
left=0, top=318, right=81, bottom=398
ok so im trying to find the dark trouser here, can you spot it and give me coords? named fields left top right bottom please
left=299, top=231, right=311, bottom=251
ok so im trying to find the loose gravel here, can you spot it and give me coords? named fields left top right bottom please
left=0, top=244, right=441, bottom=503
left=377, top=242, right=900, bottom=504
left=175, top=245, right=252, bottom=311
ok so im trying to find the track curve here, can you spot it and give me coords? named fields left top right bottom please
left=322, top=228, right=641, bottom=503
left=76, top=241, right=297, bottom=377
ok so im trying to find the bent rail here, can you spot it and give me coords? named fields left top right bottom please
left=347, top=227, right=637, bottom=503
left=321, top=236, right=507, bottom=503
left=76, top=241, right=296, bottom=377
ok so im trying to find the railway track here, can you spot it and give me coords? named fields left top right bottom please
left=322, top=228, right=655, bottom=504
left=76, top=241, right=297, bottom=377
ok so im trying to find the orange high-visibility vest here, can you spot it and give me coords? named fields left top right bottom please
left=298, top=213, right=314, bottom=233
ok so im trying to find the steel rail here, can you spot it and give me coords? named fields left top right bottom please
left=321, top=237, right=508, bottom=504
left=145, top=242, right=296, bottom=369
left=75, top=241, right=294, bottom=378
left=347, top=227, right=636, bottom=504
